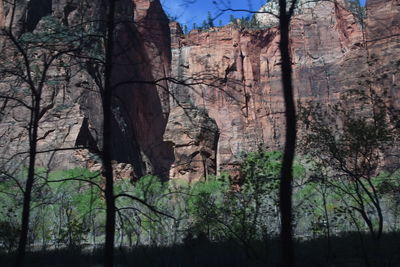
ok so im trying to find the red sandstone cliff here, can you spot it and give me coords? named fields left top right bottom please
left=0, top=0, right=398, bottom=181
left=165, top=0, right=399, bottom=180
left=0, top=0, right=173, bottom=179
left=366, top=0, right=400, bottom=106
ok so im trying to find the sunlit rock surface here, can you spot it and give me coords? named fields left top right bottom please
left=168, top=0, right=379, bottom=180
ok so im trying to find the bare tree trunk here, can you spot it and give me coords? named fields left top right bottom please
left=321, top=185, right=332, bottom=255
left=103, top=0, right=116, bottom=266
left=15, top=90, right=41, bottom=267
left=278, top=0, right=297, bottom=266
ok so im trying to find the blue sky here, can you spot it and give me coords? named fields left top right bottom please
left=161, top=0, right=266, bottom=29
left=161, top=0, right=366, bottom=29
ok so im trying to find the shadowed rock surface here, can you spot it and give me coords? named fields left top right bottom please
left=0, top=0, right=173, bottom=179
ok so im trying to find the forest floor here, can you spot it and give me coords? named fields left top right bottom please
left=0, top=232, right=399, bottom=266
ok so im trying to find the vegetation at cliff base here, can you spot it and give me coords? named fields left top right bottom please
left=0, top=150, right=399, bottom=265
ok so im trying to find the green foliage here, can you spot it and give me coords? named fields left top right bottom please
left=187, top=174, right=230, bottom=239
left=48, top=168, right=102, bottom=214
left=20, top=16, right=83, bottom=46
left=207, top=11, right=214, bottom=28
left=45, top=169, right=103, bottom=247
left=197, top=11, right=216, bottom=31
left=0, top=168, right=106, bottom=250
left=115, top=175, right=178, bottom=246
left=0, top=221, right=20, bottom=252
left=186, top=150, right=306, bottom=244
left=241, top=150, right=281, bottom=191
left=133, top=175, right=165, bottom=201
left=0, top=154, right=398, bottom=252
left=375, top=170, right=400, bottom=195
left=56, top=218, right=89, bottom=248
left=298, top=88, right=400, bottom=238
left=17, top=15, right=97, bottom=68
left=195, top=11, right=261, bottom=31
left=229, top=14, right=261, bottom=29
left=0, top=179, right=21, bottom=251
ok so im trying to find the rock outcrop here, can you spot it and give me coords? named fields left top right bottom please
left=164, top=105, right=219, bottom=182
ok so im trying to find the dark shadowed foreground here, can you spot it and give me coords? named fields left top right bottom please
left=1, top=233, right=399, bottom=267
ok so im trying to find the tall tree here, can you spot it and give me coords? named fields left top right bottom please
left=277, top=0, right=298, bottom=266
left=211, top=0, right=299, bottom=264
left=0, top=0, right=102, bottom=264
left=0, top=27, right=83, bottom=267
left=0, top=10, right=86, bottom=266
left=103, top=0, right=117, bottom=266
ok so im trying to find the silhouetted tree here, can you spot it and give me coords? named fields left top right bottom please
left=277, top=0, right=298, bottom=266
left=103, top=0, right=117, bottom=266
left=0, top=7, right=89, bottom=265
left=299, top=89, right=400, bottom=240
left=209, top=0, right=299, bottom=264
left=207, top=11, right=214, bottom=28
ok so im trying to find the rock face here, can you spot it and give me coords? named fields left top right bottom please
left=108, top=0, right=174, bottom=178
left=164, top=105, right=219, bottom=182
left=366, top=0, right=400, bottom=107
left=165, top=0, right=399, bottom=180
left=365, top=0, right=400, bottom=169
left=167, top=0, right=372, bottom=180
left=0, top=0, right=174, bottom=179
left=0, top=0, right=398, bottom=181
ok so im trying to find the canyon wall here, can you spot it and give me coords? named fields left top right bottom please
left=166, top=0, right=400, bottom=180
left=0, top=0, right=398, bottom=181
left=0, top=0, right=173, bottom=179
left=167, top=0, right=374, bottom=180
